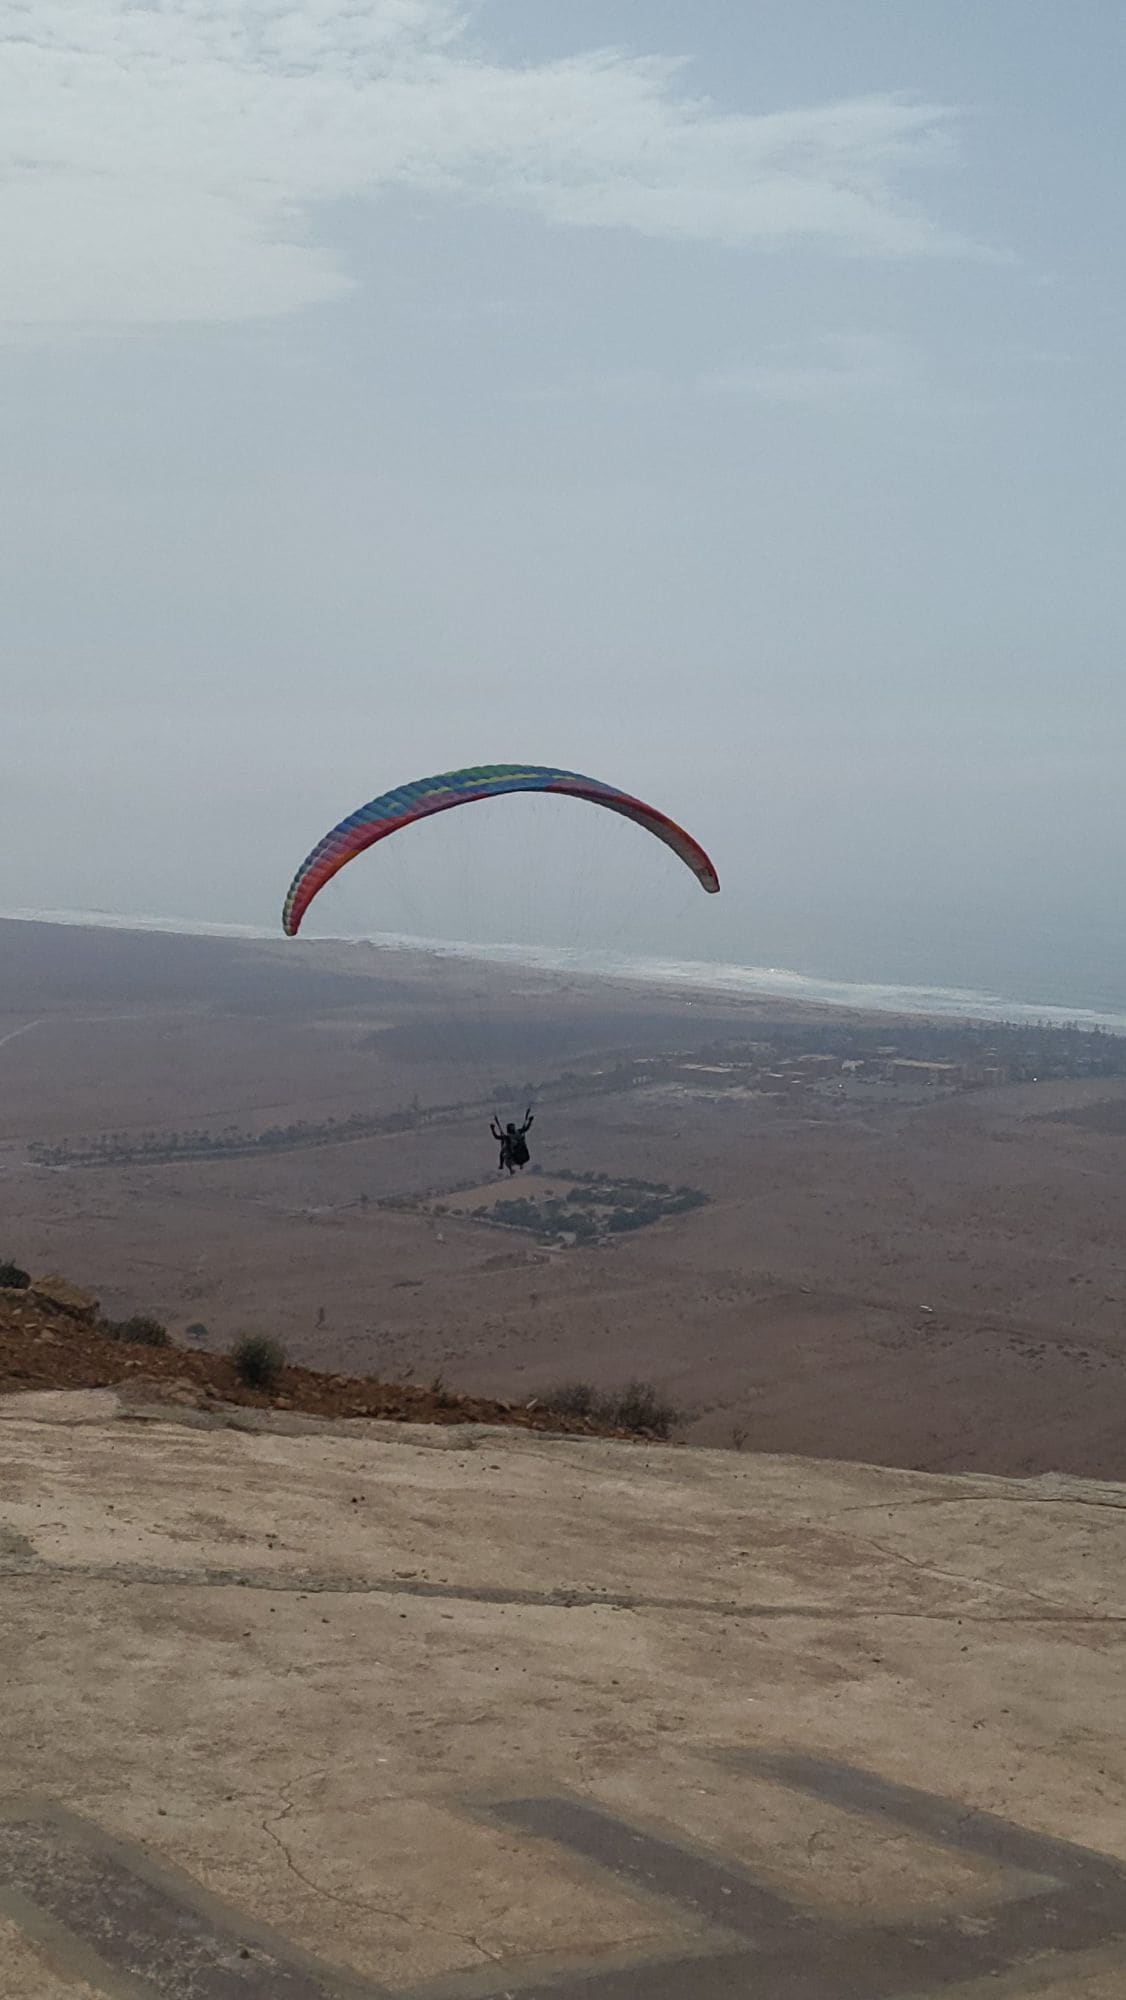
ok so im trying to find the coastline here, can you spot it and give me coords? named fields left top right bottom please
left=4, top=904, right=1125, bottom=1036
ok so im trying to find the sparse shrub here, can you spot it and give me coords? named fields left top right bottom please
left=231, top=1332, right=286, bottom=1391
left=105, top=1314, right=169, bottom=1347
left=0, top=1260, right=30, bottom=1290
left=545, top=1381, right=597, bottom=1419
left=667, top=1189, right=707, bottom=1215
left=545, top=1378, right=679, bottom=1437
left=602, top=1380, right=680, bottom=1439
left=493, top=1199, right=539, bottom=1230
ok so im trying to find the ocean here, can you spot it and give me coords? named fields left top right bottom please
left=6, top=906, right=1126, bottom=1036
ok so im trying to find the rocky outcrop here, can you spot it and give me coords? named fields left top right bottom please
left=28, top=1276, right=99, bottom=1324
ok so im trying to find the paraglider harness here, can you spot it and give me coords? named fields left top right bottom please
left=491, top=1107, right=533, bottom=1174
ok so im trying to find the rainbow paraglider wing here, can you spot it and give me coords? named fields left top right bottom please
left=282, top=763, right=719, bottom=936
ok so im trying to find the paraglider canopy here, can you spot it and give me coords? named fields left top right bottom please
left=282, top=763, right=719, bottom=937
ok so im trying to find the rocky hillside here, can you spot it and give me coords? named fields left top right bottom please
left=0, top=1267, right=635, bottom=1436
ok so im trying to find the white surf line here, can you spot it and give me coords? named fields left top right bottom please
left=0, top=1018, right=47, bottom=1052
left=7, top=906, right=1126, bottom=1034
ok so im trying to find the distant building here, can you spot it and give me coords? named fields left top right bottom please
left=964, top=1063, right=1009, bottom=1088
left=888, top=1059, right=960, bottom=1086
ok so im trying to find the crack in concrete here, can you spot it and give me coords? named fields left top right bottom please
left=2, top=1553, right=1123, bottom=1624
left=262, top=1809, right=415, bottom=1930
left=838, top=1489, right=1126, bottom=1516
left=261, top=1786, right=504, bottom=1970
left=836, top=1532, right=1115, bottom=1617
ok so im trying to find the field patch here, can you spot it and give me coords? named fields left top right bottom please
left=383, top=1168, right=707, bottom=1245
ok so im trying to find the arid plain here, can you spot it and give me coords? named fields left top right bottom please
left=3, top=916, right=1125, bottom=1478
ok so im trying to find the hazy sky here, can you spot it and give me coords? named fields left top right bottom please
left=3, top=2, right=1124, bottom=996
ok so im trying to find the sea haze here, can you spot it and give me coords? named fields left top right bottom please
left=6, top=907, right=1125, bottom=1035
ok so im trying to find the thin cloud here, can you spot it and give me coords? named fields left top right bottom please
left=2, top=1, right=978, bottom=334
left=514, top=336, right=926, bottom=413
left=703, top=333, right=923, bottom=407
